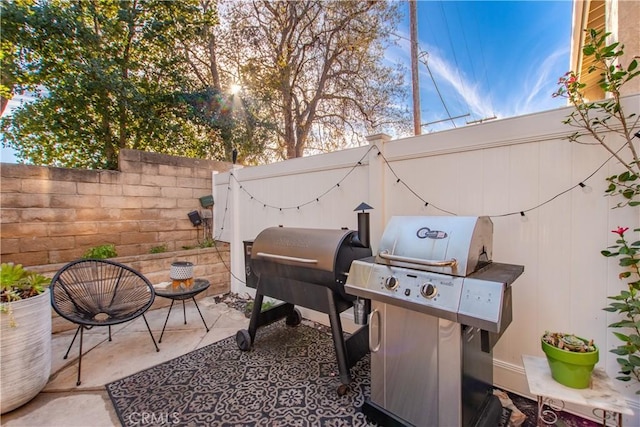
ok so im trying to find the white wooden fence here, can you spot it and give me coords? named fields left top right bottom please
left=213, top=94, right=640, bottom=423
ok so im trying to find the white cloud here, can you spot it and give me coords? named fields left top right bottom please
left=513, top=46, right=570, bottom=116
left=420, top=52, right=494, bottom=120
left=388, top=36, right=495, bottom=128
left=387, top=32, right=569, bottom=131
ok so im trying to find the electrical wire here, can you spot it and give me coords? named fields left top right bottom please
left=212, top=177, right=248, bottom=285
left=469, top=3, right=496, bottom=121
left=439, top=2, right=471, bottom=120
left=421, top=53, right=457, bottom=128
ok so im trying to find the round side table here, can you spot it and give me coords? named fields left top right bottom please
left=155, top=278, right=211, bottom=343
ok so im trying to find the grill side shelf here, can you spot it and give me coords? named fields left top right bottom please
left=469, top=262, right=524, bottom=287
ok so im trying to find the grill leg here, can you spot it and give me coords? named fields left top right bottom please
left=247, top=292, right=265, bottom=343
left=326, top=289, right=351, bottom=386
left=240, top=284, right=294, bottom=350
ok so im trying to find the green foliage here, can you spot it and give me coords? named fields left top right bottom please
left=605, top=171, right=640, bottom=209
left=82, top=244, right=117, bottom=259
left=0, top=0, right=235, bottom=169
left=1, top=0, right=407, bottom=166
left=198, top=238, right=216, bottom=248
left=181, top=238, right=216, bottom=250
left=555, top=28, right=640, bottom=393
left=245, top=300, right=275, bottom=315
left=176, top=87, right=273, bottom=165
left=602, top=227, right=640, bottom=391
left=149, top=244, right=168, bottom=254
left=1, top=263, right=49, bottom=304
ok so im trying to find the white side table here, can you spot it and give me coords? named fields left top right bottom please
left=522, top=355, right=633, bottom=426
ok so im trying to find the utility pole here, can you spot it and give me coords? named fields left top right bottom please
left=409, top=0, right=421, bottom=135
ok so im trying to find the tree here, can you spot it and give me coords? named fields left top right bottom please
left=0, top=0, right=30, bottom=116
left=170, top=0, right=275, bottom=165
left=2, top=0, right=409, bottom=167
left=1, top=0, right=222, bottom=169
left=218, top=0, right=409, bottom=160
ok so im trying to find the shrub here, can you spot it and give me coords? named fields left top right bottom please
left=82, top=244, right=117, bottom=259
left=150, top=244, right=168, bottom=254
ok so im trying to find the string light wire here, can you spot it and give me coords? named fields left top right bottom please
left=378, top=150, right=457, bottom=215
left=211, top=144, right=626, bottom=285
left=216, top=143, right=624, bottom=224
left=491, top=145, right=624, bottom=217
left=229, top=145, right=376, bottom=210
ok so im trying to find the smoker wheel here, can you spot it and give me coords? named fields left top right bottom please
left=285, top=308, right=302, bottom=326
left=236, top=329, right=252, bottom=351
left=337, top=384, right=348, bottom=396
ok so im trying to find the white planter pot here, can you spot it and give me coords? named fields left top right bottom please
left=170, top=261, right=194, bottom=280
left=1, top=289, right=52, bottom=414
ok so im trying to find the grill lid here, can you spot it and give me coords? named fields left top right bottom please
left=252, top=227, right=354, bottom=273
left=375, top=216, right=493, bottom=276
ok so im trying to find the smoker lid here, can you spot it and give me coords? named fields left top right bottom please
left=375, top=216, right=493, bottom=276
left=251, top=227, right=354, bottom=273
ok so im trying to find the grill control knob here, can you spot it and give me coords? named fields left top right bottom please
left=420, top=283, right=437, bottom=299
left=384, top=276, right=399, bottom=290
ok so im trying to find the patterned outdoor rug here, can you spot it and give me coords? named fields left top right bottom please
left=107, top=321, right=372, bottom=426
left=107, top=319, right=597, bottom=427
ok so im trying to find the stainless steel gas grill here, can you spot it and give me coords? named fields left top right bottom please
left=345, top=216, right=524, bottom=427
left=236, top=225, right=372, bottom=395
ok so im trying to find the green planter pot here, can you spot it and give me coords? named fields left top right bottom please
left=541, top=337, right=598, bottom=389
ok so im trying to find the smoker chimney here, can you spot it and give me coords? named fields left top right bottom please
left=353, top=202, right=373, bottom=248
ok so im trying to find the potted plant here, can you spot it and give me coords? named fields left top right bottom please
left=0, top=263, right=52, bottom=414
left=541, top=331, right=599, bottom=389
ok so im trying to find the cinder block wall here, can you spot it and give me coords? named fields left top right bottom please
left=1, top=149, right=232, bottom=266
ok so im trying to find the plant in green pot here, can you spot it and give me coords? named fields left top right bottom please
left=541, top=331, right=599, bottom=389
left=0, top=263, right=52, bottom=414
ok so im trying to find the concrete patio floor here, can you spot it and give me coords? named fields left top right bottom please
left=1, top=297, right=249, bottom=427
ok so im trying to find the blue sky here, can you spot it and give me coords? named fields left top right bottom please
left=1, top=0, right=574, bottom=163
left=391, top=0, right=574, bottom=132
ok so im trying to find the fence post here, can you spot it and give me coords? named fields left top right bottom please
left=229, top=165, right=245, bottom=294
left=365, top=133, right=391, bottom=253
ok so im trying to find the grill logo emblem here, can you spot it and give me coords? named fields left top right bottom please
left=416, top=227, right=447, bottom=239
